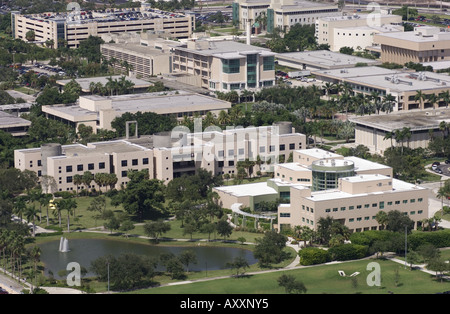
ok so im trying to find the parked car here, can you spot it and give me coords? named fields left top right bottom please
left=435, top=168, right=443, bottom=174
left=445, top=159, right=450, bottom=164
left=431, top=162, right=440, bottom=170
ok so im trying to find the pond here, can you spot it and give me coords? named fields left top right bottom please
left=39, top=238, right=258, bottom=279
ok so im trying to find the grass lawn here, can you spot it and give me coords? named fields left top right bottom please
left=135, top=258, right=450, bottom=294
left=35, top=196, right=125, bottom=231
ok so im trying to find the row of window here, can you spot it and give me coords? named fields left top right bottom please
left=279, top=210, right=424, bottom=221
left=322, top=198, right=424, bottom=213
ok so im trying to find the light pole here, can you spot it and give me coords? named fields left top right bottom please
left=404, top=225, right=408, bottom=269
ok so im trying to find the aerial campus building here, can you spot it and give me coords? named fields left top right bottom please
left=232, top=0, right=339, bottom=34
left=315, top=13, right=403, bottom=52
left=214, top=148, right=429, bottom=233
left=11, top=4, right=195, bottom=49
left=311, top=66, right=450, bottom=111
left=171, top=39, right=277, bottom=92
left=41, top=90, right=232, bottom=133
left=349, top=108, right=450, bottom=155
left=14, top=122, right=306, bottom=193
left=372, top=26, right=450, bottom=64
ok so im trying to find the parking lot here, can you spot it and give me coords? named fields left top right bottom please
left=431, top=160, right=450, bottom=177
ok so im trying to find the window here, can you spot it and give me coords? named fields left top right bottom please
left=280, top=213, right=290, bottom=218
left=66, top=176, right=73, bottom=183
left=228, top=161, right=234, bottom=167
left=122, top=160, right=128, bottom=167
left=259, top=147, right=265, bottom=153
left=99, top=162, right=106, bottom=169
left=349, top=206, right=354, bottom=210
left=132, top=159, right=138, bottom=166
left=238, top=148, right=245, bottom=155
left=279, top=144, right=285, bottom=151
left=121, top=171, right=128, bottom=178
left=66, top=166, right=72, bottom=173
left=418, top=198, right=423, bottom=202
left=325, top=208, right=331, bottom=213
left=263, top=56, right=274, bottom=71
left=403, top=200, right=408, bottom=204
left=77, top=164, right=83, bottom=172
left=364, top=204, right=370, bottom=208
left=379, top=202, right=384, bottom=209
left=341, top=207, right=346, bottom=211
left=222, top=59, right=240, bottom=74
left=410, top=199, right=415, bottom=203
left=88, top=163, right=94, bottom=170
left=143, top=158, right=149, bottom=165
left=289, top=143, right=295, bottom=150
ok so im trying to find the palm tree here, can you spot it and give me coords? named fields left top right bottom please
left=29, top=246, right=41, bottom=290
left=382, top=93, right=396, bottom=114
left=82, top=171, right=94, bottom=194
left=40, top=193, right=53, bottom=227
left=13, top=197, right=27, bottom=222
left=414, top=90, right=426, bottom=110
left=383, top=131, right=394, bottom=148
left=25, top=205, right=40, bottom=237
left=440, top=90, right=450, bottom=108
left=73, top=174, right=83, bottom=196
left=427, top=93, right=438, bottom=110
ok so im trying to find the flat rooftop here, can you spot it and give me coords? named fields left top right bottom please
left=298, top=148, right=342, bottom=160
left=174, top=40, right=275, bottom=58
left=43, top=91, right=231, bottom=119
left=0, top=111, right=31, bottom=128
left=276, top=50, right=380, bottom=70
left=306, top=178, right=425, bottom=201
left=56, top=76, right=152, bottom=93
left=21, top=7, right=188, bottom=25
left=375, top=29, right=450, bottom=43
left=349, top=108, right=450, bottom=132
left=312, top=66, right=450, bottom=92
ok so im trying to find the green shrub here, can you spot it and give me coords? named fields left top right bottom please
left=408, top=229, right=450, bottom=250
left=328, top=243, right=369, bottom=261
left=298, top=247, right=331, bottom=266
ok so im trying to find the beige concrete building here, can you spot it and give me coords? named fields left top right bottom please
left=349, top=108, right=450, bottom=155
left=233, top=0, right=339, bottom=34
left=315, top=13, right=403, bottom=52
left=213, top=147, right=428, bottom=232
left=41, top=90, right=232, bottom=133
left=11, top=6, right=194, bottom=48
left=100, top=33, right=176, bottom=78
left=373, top=26, right=450, bottom=64
left=278, top=174, right=428, bottom=232
left=15, top=123, right=306, bottom=192
left=0, top=111, right=31, bottom=137
left=312, top=66, right=450, bottom=111
left=276, top=50, right=380, bottom=71
left=171, top=39, right=276, bottom=92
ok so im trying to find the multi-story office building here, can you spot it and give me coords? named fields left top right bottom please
left=312, top=66, right=450, bottom=111
left=233, top=0, right=339, bottom=33
left=214, top=148, right=428, bottom=232
left=349, top=108, right=450, bottom=155
left=41, top=90, right=233, bottom=133
left=14, top=122, right=306, bottom=192
left=100, top=32, right=175, bottom=79
left=373, top=26, right=450, bottom=64
left=315, top=13, right=403, bottom=52
left=11, top=6, right=195, bottom=48
left=278, top=173, right=428, bottom=232
left=171, top=39, right=276, bottom=92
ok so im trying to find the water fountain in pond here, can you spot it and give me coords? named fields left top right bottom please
left=59, top=237, right=70, bottom=253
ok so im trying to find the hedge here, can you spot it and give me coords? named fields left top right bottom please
left=408, top=229, right=450, bottom=250
left=328, top=243, right=369, bottom=261
left=298, top=247, right=331, bottom=266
